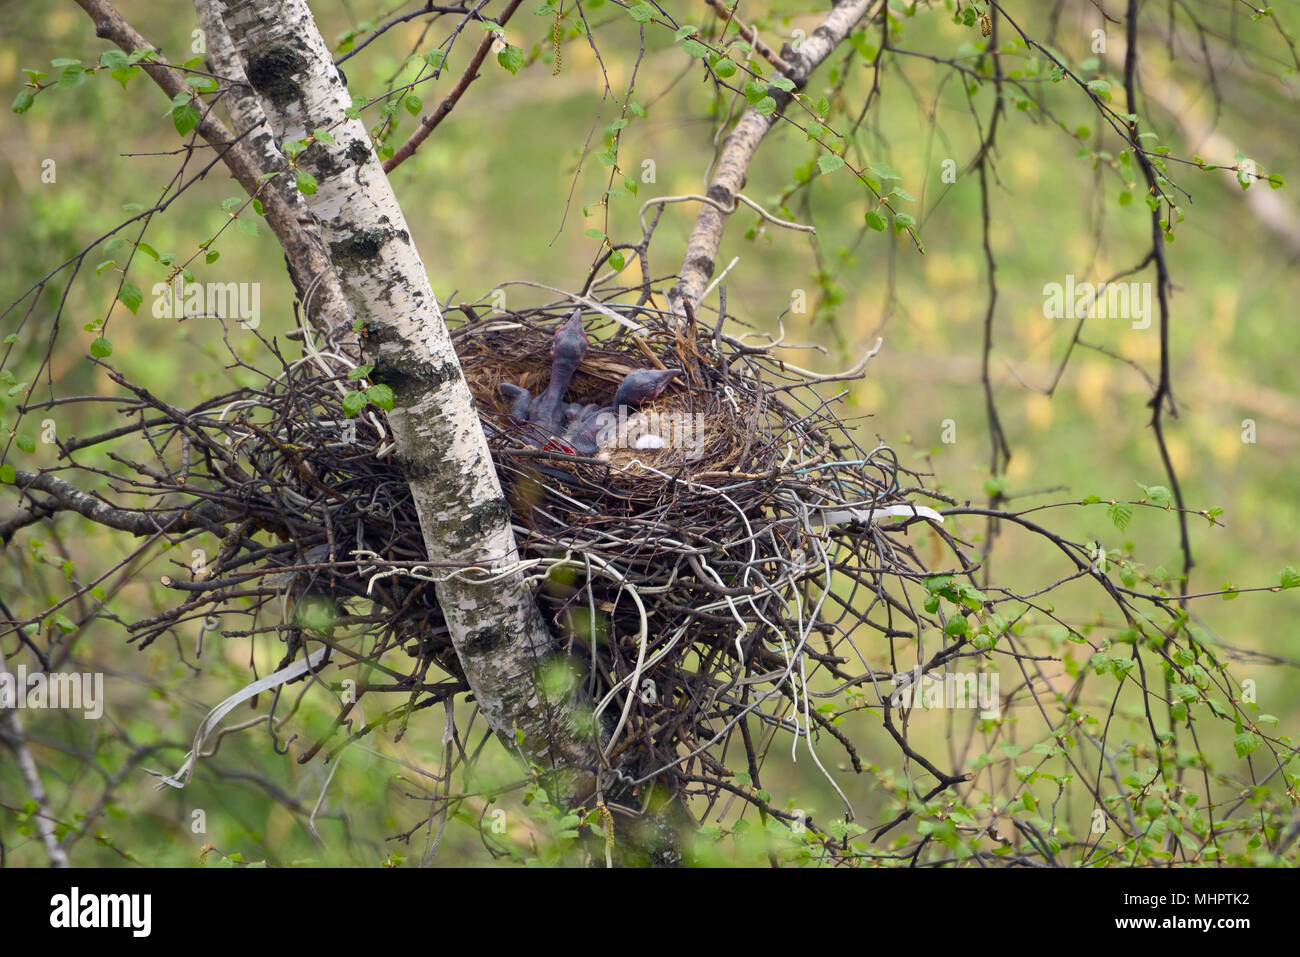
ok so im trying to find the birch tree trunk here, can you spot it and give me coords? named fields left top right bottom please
left=216, top=0, right=600, bottom=794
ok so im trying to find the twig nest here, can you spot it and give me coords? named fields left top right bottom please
left=131, top=294, right=940, bottom=802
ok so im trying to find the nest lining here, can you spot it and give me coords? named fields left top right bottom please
left=455, top=312, right=751, bottom=479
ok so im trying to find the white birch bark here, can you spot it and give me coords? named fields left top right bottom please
left=670, top=0, right=880, bottom=314
left=217, top=0, right=600, bottom=791
left=0, top=645, right=70, bottom=867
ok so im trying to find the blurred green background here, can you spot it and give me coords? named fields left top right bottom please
left=1, top=0, right=1297, bottom=865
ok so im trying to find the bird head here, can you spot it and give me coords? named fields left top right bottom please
left=550, top=308, right=590, bottom=364
left=613, top=368, right=680, bottom=409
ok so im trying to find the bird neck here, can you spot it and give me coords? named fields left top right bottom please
left=532, top=356, right=578, bottom=419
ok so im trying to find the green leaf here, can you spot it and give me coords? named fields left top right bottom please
left=366, top=384, right=394, bottom=412
left=347, top=364, right=374, bottom=381
left=170, top=94, right=200, bottom=136
left=1138, top=482, right=1172, bottom=507
left=626, top=1, right=654, bottom=22
left=342, top=390, right=368, bottom=417
left=15, top=435, right=35, bottom=454
left=1107, top=501, right=1132, bottom=532
left=1233, top=731, right=1261, bottom=758
left=923, top=574, right=954, bottom=594
left=296, top=169, right=318, bottom=195
left=90, top=337, right=113, bottom=358
left=817, top=154, right=845, bottom=174
left=111, top=65, right=140, bottom=88
left=404, top=94, right=422, bottom=116
left=424, top=49, right=446, bottom=70
left=12, top=89, right=35, bottom=114
left=680, top=39, right=710, bottom=59
left=0, top=464, right=14, bottom=484
left=944, top=615, right=969, bottom=637
left=205, top=250, right=220, bottom=264
left=609, top=249, right=626, bottom=270
left=118, top=283, right=143, bottom=314
left=864, top=209, right=887, bottom=231
left=497, top=44, right=525, bottom=74
left=57, top=65, right=86, bottom=89
left=1278, top=566, right=1300, bottom=589
left=713, top=58, right=737, bottom=79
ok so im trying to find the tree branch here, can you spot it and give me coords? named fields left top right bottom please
left=669, top=0, right=882, bottom=314
left=74, top=0, right=354, bottom=340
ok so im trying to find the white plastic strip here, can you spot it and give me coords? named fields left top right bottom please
left=146, top=645, right=330, bottom=790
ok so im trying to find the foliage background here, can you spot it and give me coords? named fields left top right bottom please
left=0, top=0, right=1297, bottom=865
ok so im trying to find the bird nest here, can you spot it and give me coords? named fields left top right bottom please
left=113, top=296, right=951, bottom=832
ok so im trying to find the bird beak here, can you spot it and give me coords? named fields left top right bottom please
left=653, top=368, right=681, bottom=397
left=559, top=308, right=588, bottom=343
